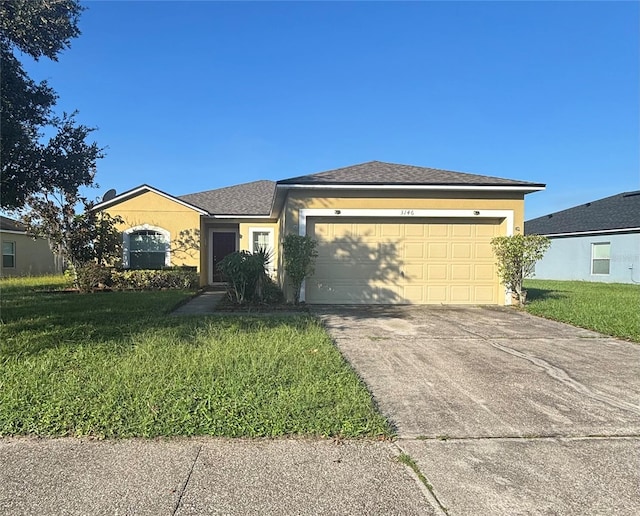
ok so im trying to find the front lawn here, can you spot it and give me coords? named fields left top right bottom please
left=0, top=276, right=390, bottom=438
left=524, top=279, right=640, bottom=342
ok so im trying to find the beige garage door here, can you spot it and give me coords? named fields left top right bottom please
left=307, top=218, right=502, bottom=304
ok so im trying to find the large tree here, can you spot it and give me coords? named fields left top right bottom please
left=0, top=0, right=102, bottom=210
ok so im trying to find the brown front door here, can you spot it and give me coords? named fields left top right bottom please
left=212, top=232, right=236, bottom=282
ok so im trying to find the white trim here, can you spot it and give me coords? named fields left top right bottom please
left=590, top=242, right=611, bottom=276
left=298, top=208, right=514, bottom=236
left=93, top=185, right=208, bottom=215
left=123, top=224, right=171, bottom=269
left=211, top=215, right=273, bottom=219
left=0, top=229, right=27, bottom=235
left=208, top=227, right=239, bottom=284
left=540, top=227, right=640, bottom=238
left=280, top=184, right=544, bottom=192
left=296, top=208, right=515, bottom=304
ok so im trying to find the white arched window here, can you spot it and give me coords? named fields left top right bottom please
left=123, top=225, right=170, bottom=269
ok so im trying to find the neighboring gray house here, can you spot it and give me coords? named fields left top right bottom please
left=0, top=216, right=61, bottom=277
left=525, top=191, right=640, bottom=284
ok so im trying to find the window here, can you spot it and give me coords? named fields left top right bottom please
left=124, top=227, right=170, bottom=269
left=252, top=230, right=271, bottom=253
left=591, top=242, right=610, bottom=275
left=249, top=227, right=274, bottom=273
left=2, top=241, right=15, bottom=268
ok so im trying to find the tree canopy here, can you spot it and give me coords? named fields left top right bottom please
left=0, top=0, right=102, bottom=210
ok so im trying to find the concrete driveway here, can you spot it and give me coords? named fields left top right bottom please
left=315, top=306, right=640, bottom=515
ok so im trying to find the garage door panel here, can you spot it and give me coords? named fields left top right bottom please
left=381, top=224, right=401, bottom=237
left=452, top=224, right=472, bottom=237
left=427, top=264, right=448, bottom=280
left=404, top=263, right=425, bottom=281
left=427, top=285, right=448, bottom=302
left=428, top=224, right=448, bottom=237
left=451, top=264, right=471, bottom=280
left=405, top=242, right=424, bottom=259
left=405, top=225, right=426, bottom=237
left=451, top=286, right=472, bottom=303
left=474, top=264, right=495, bottom=281
left=474, top=286, right=497, bottom=303
left=427, top=243, right=448, bottom=258
left=404, top=285, right=424, bottom=303
left=355, top=223, right=377, bottom=237
left=475, top=242, right=494, bottom=259
left=451, top=243, right=471, bottom=259
left=307, top=218, right=501, bottom=305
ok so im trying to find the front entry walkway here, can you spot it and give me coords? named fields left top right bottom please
left=171, top=291, right=226, bottom=315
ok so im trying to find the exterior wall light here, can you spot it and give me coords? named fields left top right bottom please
left=473, top=210, right=480, bottom=216
left=335, top=210, right=341, bottom=215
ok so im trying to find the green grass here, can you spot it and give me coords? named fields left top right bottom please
left=0, top=276, right=390, bottom=438
left=524, top=279, right=640, bottom=342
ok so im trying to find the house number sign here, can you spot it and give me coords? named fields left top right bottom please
left=400, top=210, right=415, bottom=216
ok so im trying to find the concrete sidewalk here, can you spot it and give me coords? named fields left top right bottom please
left=0, top=437, right=439, bottom=515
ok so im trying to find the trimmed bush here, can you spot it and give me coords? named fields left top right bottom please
left=111, top=268, right=198, bottom=291
left=74, top=263, right=112, bottom=293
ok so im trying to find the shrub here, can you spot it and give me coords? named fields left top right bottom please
left=111, top=268, right=198, bottom=291
left=261, top=277, right=285, bottom=305
left=217, top=250, right=275, bottom=305
left=74, top=263, right=112, bottom=293
left=283, top=234, right=318, bottom=304
left=491, top=234, right=550, bottom=305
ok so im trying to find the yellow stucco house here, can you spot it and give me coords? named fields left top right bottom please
left=95, top=161, right=545, bottom=305
left=1, top=216, right=61, bottom=277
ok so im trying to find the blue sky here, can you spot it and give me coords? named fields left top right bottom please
left=22, top=0, right=639, bottom=219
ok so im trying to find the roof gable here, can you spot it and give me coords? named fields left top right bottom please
left=93, top=185, right=208, bottom=214
left=179, top=180, right=276, bottom=216
left=525, top=191, right=640, bottom=236
left=277, top=161, right=544, bottom=188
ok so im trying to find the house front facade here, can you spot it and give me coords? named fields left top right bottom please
left=95, top=161, right=545, bottom=304
left=525, top=191, right=640, bottom=284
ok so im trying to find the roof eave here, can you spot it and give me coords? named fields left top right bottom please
left=275, top=183, right=546, bottom=192
left=533, top=227, right=640, bottom=238
left=205, top=214, right=275, bottom=219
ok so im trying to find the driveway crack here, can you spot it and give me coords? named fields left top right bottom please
left=490, top=341, right=640, bottom=416
left=172, top=444, right=202, bottom=515
left=394, top=442, right=449, bottom=515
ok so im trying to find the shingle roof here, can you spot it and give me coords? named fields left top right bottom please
left=0, top=215, right=25, bottom=232
left=179, top=180, right=276, bottom=216
left=277, top=161, right=544, bottom=187
left=525, top=191, right=640, bottom=236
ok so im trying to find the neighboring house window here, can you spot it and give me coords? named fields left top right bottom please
left=591, top=243, right=610, bottom=275
left=123, top=226, right=170, bottom=269
left=249, top=227, right=274, bottom=273
left=2, top=241, right=16, bottom=268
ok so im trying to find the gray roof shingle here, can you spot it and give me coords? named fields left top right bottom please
left=176, top=161, right=544, bottom=216
left=525, top=191, right=640, bottom=235
left=277, top=161, right=544, bottom=187
left=179, top=180, right=276, bottom=216
left=0, top=216, right=26, bottom=232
